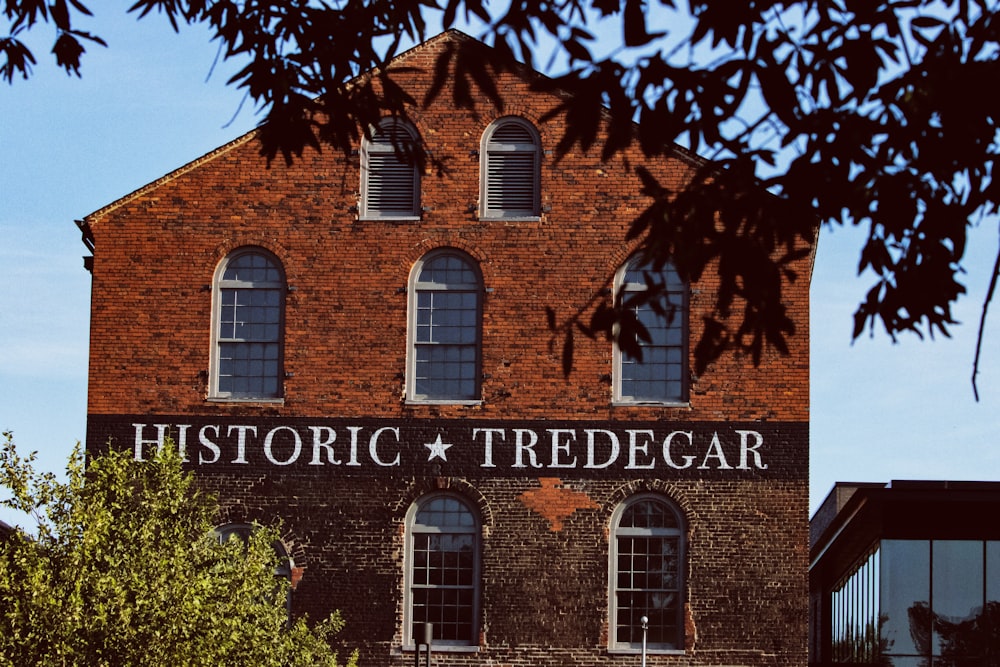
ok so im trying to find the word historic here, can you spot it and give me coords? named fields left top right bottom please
left=128, top=421, right=771, bottom=471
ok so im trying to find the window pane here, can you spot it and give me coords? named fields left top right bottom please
left=881, top=540, right=931, bottom=657
left=613, top=497, right=683, bottom=649
left=988, top=541, right=1000, bottom=604
left=933, top=541, right=984, bottom=657
left=618, top=260, right=686, bottom=402
left=410, top=496, right=478, bottom=645
left=412, top=253, right=480, bottom=400
left=215, top=251, right=283, bottom=399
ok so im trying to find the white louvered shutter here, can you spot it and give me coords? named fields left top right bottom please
left=483, top=121, right=539, bottom=217
left=363, top=123, right=420, bottom=218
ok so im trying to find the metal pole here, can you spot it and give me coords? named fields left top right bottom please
left=423, top=623, right=433, bottom=667
left=640, top=615, right=648, bottom=667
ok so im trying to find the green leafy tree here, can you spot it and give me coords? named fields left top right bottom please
left=4, top=0, right=999, bottom=393
left=0, top=431, right=358, bottom=667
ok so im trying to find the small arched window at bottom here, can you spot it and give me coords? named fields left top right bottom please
left=405, top=494, right=481, bottom=647
left=215, top=523, right=293, bottom=581
left=609, top=495, right=685, bottom=652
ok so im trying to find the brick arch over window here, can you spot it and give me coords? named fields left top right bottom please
left=395, top=477, right=495, bottom=531
left=214, top=507, right=309, bottom=585
left=480, top=116, right=541, bottom=219
left=210, top=247, right=285, bottom=401
left=361, top=118, right=421, bottom=219
left=214, top=522, right=294, bottom=581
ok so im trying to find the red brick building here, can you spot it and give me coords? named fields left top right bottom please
left=80, top=30, right=813, bottom=666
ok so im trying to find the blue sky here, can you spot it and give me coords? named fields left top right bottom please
left=2, top=11, right=998, bottom=528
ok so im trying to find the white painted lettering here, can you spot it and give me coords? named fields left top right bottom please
left=198, top=425, right=221, bottom=464
left=662, top=430, right=695, bottom=469
left=699, top=432, right=732, bottom=469
left=264, top=426, right=302, bottom=466
left=473, top=428, right=505, bottom=468
left=513, top=429, right=542, bottom=468
left=227, top=425, right=256, bottom=464
left=548, top=429, right=577, bottom=468
left=369, top=427, right=400, bottom=467
left=308, top=426, right=340, bottom=465
left=175, top=424, right=192, bottom=462
left=584, top=429, right=620, bottom=469
left=737, top=430, right=767, bottom=470
left=626, top=430, right=656, bottom=469
left=345, top=426, right=363, bottom=466
left=132, top=423, right=168, bottom=462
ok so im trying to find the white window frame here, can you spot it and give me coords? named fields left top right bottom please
left=209, top=247, right=285, bottom=401
left=360, top=118, right=422, bottom=220
left=406, top=249, right=483, bottom=404
left=608, top=494, right=686, bottom=653
left=479, top=116, right=541, bottom=220
left=612, top=256, right=688, bottom=405
left=403, top=493, right=481, bottom=649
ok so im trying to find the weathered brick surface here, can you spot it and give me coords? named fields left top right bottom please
left=83, top=31, right=812, bottom=666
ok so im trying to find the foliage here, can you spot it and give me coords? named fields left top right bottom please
left=0, top=431, right=358, bottom=667
left=5, top=0, right=999, bottom=391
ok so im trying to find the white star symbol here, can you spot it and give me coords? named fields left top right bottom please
left=424, top=434, right=453, bottom=462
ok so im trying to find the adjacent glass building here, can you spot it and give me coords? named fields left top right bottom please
left=810, top=481, right=1000, bottom=666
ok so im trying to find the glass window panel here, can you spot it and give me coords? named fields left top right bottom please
left=411, top=253, right=480, bottom=400
left=409, top=495, right=478, bottom=646
left=988, top=542, right=1000, bottom=604
left=618, top=259, right=686, bottom=402
left=613, top=497, right=683, bottom=649
left=881, top=540, right=931, bottom=657
left=934, top=540, right=983, bottom=622
left=933, top=541, right=985, bottom=657
left=215, top=251, right=283, bottom=398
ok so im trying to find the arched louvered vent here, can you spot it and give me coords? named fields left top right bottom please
left=481, top=118, right=540, bottom=218
left=362, top=120, right=421, bottom=219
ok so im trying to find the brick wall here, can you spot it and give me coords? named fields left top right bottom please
left=83, top=31, right=812, bottom=666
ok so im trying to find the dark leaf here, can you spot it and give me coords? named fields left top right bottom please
left=561, top=327, right=574, bottom=377
left=1, top=37, right=38, bottom=82
left=623, top=0, right=665, bottom=47
left=51, top=32, right=85, bottom=76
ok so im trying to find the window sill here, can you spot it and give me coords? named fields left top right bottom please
left=608, top=647, right=685, bottom=656
left=399, top=644, right=480, bottom=654
left=206, top=397, right=285, bottom=405
left=405, top=399, right=483, bottom=406
left=479, top=215, right=542, bottom=222
left=612, top=399, right=690, bottom=408
left=358, top=215, right=422, bottom=221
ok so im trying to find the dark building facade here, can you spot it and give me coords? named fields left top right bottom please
left=809, top=481, right=1000, bottom=666
left=81, top=31, right=813, bottom=666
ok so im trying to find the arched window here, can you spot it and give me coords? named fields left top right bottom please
left=480, top=117, right=541, bottom=219
left=613, top=256, right=688, bottom=404
left=361, top=118, right=421, bottom=219
left=610, top=495, right=685, bottom=651
left=404, top=494, right=481, bottom=647
left=407, top=249, right=482, bottom=402
left=211, top=248, right=284, bottom=400
left=215, top=523, right=293, bottom=581
left=215, top=523, right=294, bottom=617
